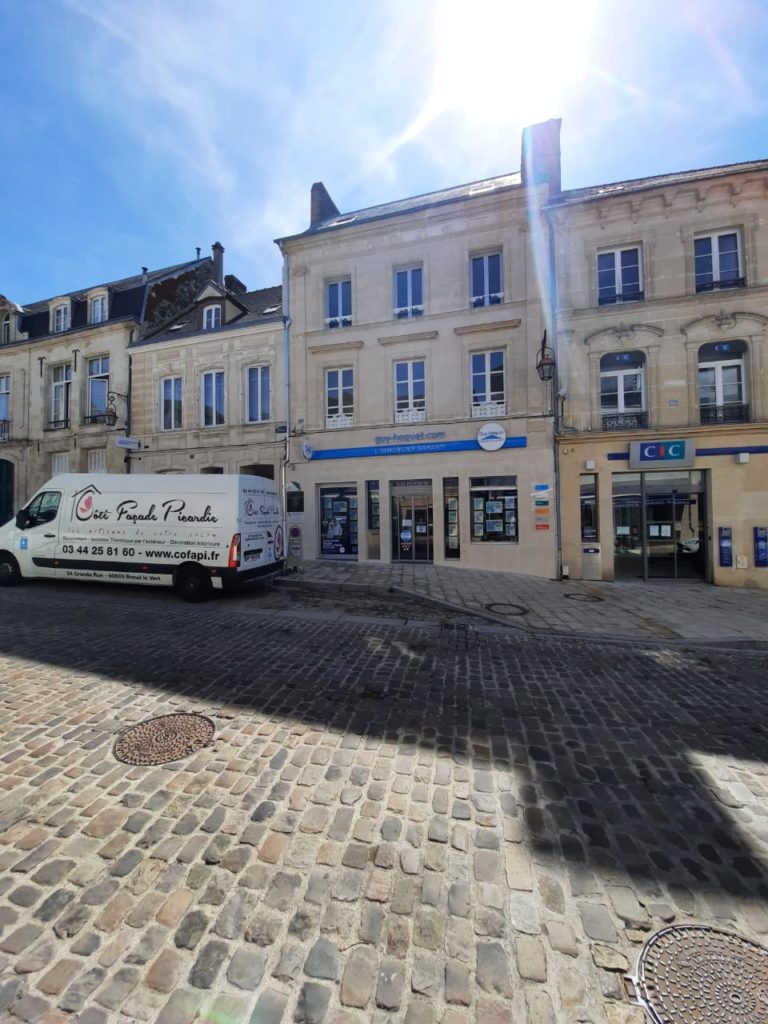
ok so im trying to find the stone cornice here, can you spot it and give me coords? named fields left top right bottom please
left=454, top=318, right=522, bottom=336
left=377, top=330, right=439, bottom=347
left=307, top=339, right=364, bottom=354
left=681, top=309, right=768, bottom=337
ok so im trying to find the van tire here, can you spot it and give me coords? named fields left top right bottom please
left=0, top=554, right=21, bottom=587
left=176, top=564, right=212, bottom=603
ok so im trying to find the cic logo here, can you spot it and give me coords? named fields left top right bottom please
left=639, top=441, right=686, bottom=462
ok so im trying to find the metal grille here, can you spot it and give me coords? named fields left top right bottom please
left=631, top=925, right=768, bottom=1023
left=113, top=713, right=214, bottom=765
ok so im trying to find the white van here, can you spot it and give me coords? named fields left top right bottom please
left=0, top=473, right=284, bottom=601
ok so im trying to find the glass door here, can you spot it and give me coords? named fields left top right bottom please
left=391, top=481, right=433, bottom=562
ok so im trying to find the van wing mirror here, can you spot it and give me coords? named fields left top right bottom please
left=15, top=510, right=30, bottom=530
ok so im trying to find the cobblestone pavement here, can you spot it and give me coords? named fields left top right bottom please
left=288, top=559, right=768, bottom=645
left=0, top=580, right=766, bottom=1024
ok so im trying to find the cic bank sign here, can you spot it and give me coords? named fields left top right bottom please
left=628, top=439, right=695, bottom=470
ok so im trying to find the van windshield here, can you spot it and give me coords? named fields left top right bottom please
left=26, top=491, right=62, bottom=525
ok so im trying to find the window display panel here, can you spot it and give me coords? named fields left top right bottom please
left=320, top=487, right=358, bottom=558
left=443, top=477, right=460, bottom=559
left=470, top=477, right=517, bottom=542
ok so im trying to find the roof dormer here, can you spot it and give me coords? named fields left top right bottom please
left=87, top=289, right=109, bottom=325
left=49, top=297, right=71, bottom=334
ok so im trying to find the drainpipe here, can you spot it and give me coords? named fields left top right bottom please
left=126, top=354, right=133, bottom=474
left=281, top=254, right=291, bottom=520
left=543, top=206, right=563, bottom=580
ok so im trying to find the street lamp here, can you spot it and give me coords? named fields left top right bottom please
left=104, top=391, right=128, bottom=427
left=536, top=331, right=556, bottom=382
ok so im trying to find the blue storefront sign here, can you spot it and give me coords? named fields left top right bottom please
left=755, top=526, right=768, bottom=568
left=628, top=440, right=694, bottom=470
left=303, top=435, right=527, bottom=461
left=718, top=526, right=733, bottom=568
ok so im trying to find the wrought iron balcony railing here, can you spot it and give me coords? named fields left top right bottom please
left=699, top=403, right=750, bottom=425
left=45, top=418, right=70, bottom=431
left=695, top=276, right=746, bottom=293
left=601, top=411, right=648, bottom=431
left=598, top=290, right=644, bottom=306
left=0, top=420, right=10, bottom=442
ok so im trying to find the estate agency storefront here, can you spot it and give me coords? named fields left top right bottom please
left=289, top=422, right=557, bottom=576
left=561, top=432, right=768, bottom=588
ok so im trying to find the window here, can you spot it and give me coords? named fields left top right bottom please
left=26, top=490, right=62, bottom=523
left=580, top=474, right=598, bottom=541
left=698, top=341, right=748, bottom=424
left=597, top=247, right=642, bottom=304
left=201, top=370, right=225, bottom=426
left=53, top=304, right=69, bottom=333
left=694, top=232, right=743, bottom=291
left=51, top=454, right=69, bottom=475
left=470, top=476, right=517, bottom=542
left=470, top=252, right=502, bottom=307
left=2, top=315, right=9, bottom=344
left=85, top=356, right=110, bottom=423
left=50, top=364, right=72, bottom=429
left=87, top=449, right=107, bottom=474
left=246, top=365, right=270, bottom=423
left=471, top=350, right=505, bottom=417
left=325, top=367, right=354, bottom=427
left=394, top=267, right=423, bottom=318
left=161, top=376, right=183, bottom=431
left=0, top=375, right=9, bottom=440
left=444, top=477, right=460, bottom=559
left=600, top=351, right=646, bottom=430
left=326, top=279, right=352, bottom=328
left=90, top=295, right=107, bottom=324
left=203, top=304, right=222, bottom=330
left=394, top=359, right=426, bottom=423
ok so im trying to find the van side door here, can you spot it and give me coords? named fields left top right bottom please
left=17, top=491, right=62, bottom=578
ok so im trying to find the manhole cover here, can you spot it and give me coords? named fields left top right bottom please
left=113, top=713, right=215, bottom=765
left=486, top=603, right=528, bottom=616
left=632, top=925, right=768, bottom=1023
left=563, top=592, right=604, bottom=603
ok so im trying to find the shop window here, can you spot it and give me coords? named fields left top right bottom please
left=444, top=477, right=460, bottom=559
left=320, top=486, right=358, bottom=558
left=580, top=474, right=598, bottom=541
left=394, top=359, right=426, bottom=423
left=470, top=476, right=517, bottom=542
left=286, top=490, right=304, bottom=514
left=367, top=480, right=380, bottom=560
left=697, top=340, right=748, bottom=424
left=600, top=351, right=646, bottom=430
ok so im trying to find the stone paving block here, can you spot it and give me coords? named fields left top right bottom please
left=58, top=966, right=106, bottom=1013
left=376, top=956, right=405, bottom=1010
left=516, top=935, right=547, bottom=981
left=544, top=920, right=578, bottom=957
left=579, top=903, right=618, bottom=943
left=249, top=987, right=288, bottom=1024
left=189, top=938, right=229, bottom=989
left=341, top=946, right=378, bottom=1007
left=445, top=962, right=471, bottom=1005
left=304, top=936, right=339, bottom=980
left=227, top=946, right=266, bottom=990
left=295, top=981, right=332, bottom=1024
left=155, top=989, right=203, bottom=1024
left=476, top=941, right=513, bottom=997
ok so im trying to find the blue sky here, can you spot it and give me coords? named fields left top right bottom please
left=3, top=0, right=767, bottom=305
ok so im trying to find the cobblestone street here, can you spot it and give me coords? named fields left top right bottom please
left=0, top=580, right=766, bottom=1023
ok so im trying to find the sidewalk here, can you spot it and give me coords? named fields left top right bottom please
left=284, top=560, right=768, bottom=645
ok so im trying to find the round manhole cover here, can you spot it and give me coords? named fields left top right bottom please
left=486, top=603, right=528, bottom=616
left=113, top=713, right=215, bottom=765
left=563, top=592, right=603, bottom=603
left=634, top=925, right=768, bottom=1023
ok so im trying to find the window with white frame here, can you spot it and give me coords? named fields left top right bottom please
left=599, top=351, right=646, bottom=429
left=394, top=266, right=423, bottom=319
left=698, top=340, right=748, bottom=424
left=201, top=370, right=225, bottom=426
left=86, top=356, right=110, bottom=423
left=694, top=231, right=743, bottom=292
left=597, top=247, right=642, bottom=304
left=471, top=350, right=505, bottom=417
left=394, top=359, right=426, bottom=423
left=51, top=454, right=69, bottom=476
left=90, top=295, right=107, bottom=324
left=0, top=375, right=9, bottom=439
left=325, top=279, right=352, bottom=328
left=325, top=367, right=354, bottom=427
left=53, top=304, right=69, bottom=333
left=87, top=448, right=107, bottom=473
left=203, top=304, right=222, bottom=330
left=2, top=314, right=9, bottom=344
left=50, top=364, right=72, bottom=428
left=161, top=376, right=183, bottom=431
left=470, top=252, right=502, bottom=307
left=246, top=365, right=270, bottom=423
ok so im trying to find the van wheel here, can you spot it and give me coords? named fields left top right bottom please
left=0, top=555, right=21, bottom=587
left=176, top=565, right=212, bottom=603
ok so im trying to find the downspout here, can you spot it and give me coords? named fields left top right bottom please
left=126, top=352, right=133, bottom=474
left=281, top=253, right=291, bottom=524
left=543, top=204, right=563, bottom=579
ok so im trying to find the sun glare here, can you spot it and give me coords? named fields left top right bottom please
left=429, top=0, right=595, bottom=125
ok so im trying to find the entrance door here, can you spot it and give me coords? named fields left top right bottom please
left=0, top=460, right=13, bottom=525
left=391, top=481, right=433, bottom=562
left=612, top=471, right=708, bottom=581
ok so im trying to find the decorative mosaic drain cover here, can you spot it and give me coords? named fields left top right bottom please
left=631, top=925, right=768, bottom=1023
left=113, top=713, right=215, bottom=765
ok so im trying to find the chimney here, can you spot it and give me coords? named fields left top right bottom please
left=310, top=182, right=340, bottom=228
left=211, top=242, right=224, bottom=287
left=521, top=119, right=562, bottom=197
left=196, top=246, right=201, bottom=259
left=141, top=266, right=148, bottom=283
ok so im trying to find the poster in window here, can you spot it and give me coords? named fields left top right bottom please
left=473, top=523, right=484, bottom=537
left=447, top=536, right=459, bottom=549
left=504, top=510, right=516, bottom=522
left=473, top=497, right=484, bottom=511
left=649, top=524, right=660, bottom=537
left=504, top=496, right=516, bottom=509
left=486, top=519, right=503, bottom=533
left=660, top=524, right=672, bottom=538
left=447, top=524, right=458, bottom=537
left=447, top=509, right=457, bottom=524
left=505, top=522, right=516, bottom=536
left=448, top=497, right=458, bottom=511
left=333, top=501, right=346, bottom=514
left=473, top=510, right=484, bottom=525
left=486, top=500, right=503, bottom=515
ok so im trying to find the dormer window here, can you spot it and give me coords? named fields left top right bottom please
left=203, top=304, right=222, bottom=330
left=90, top=295, right=107, bottom=324
left=1, top=315, right=9, bottom=345
left=53, top=304, right=69, bottom=333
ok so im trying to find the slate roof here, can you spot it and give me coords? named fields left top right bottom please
left=552, top=158, right=768, bottom=207
left=133, top=284, right=283, bottom=347
left=277, top=172, right=522, bottom=242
